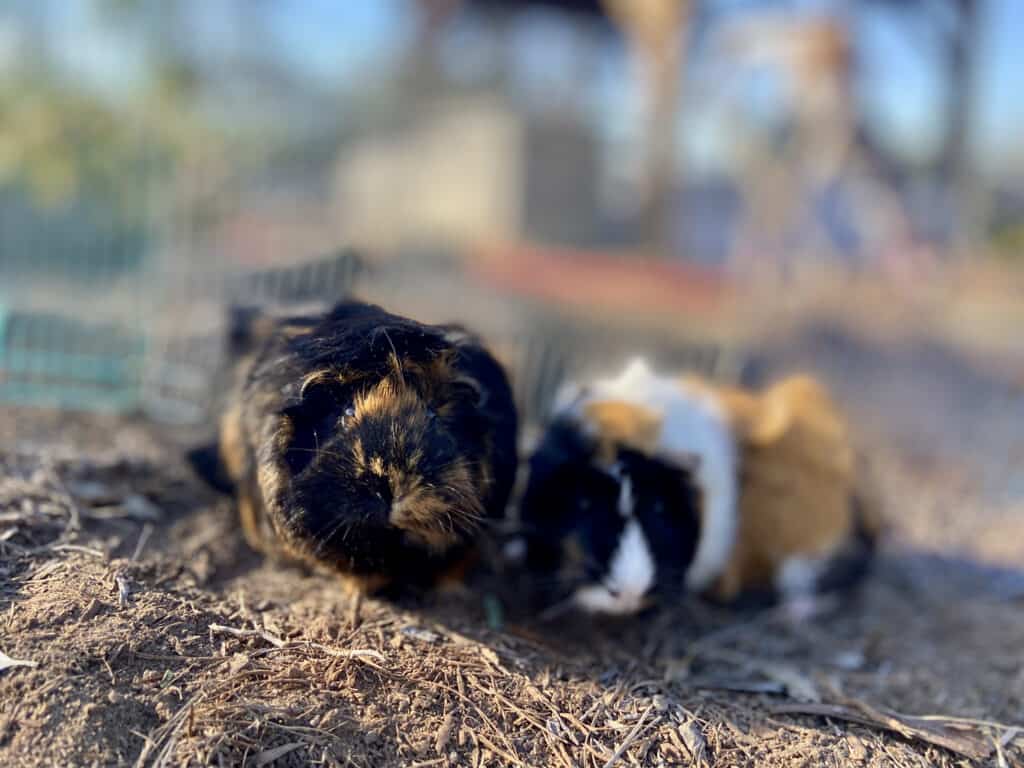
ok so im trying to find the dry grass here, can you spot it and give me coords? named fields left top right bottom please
left=2, top=322, right=1024, bottom=768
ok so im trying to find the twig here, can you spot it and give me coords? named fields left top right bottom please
left=602, top=705, right=657, bottom=768
left=208, top=624, right=387, bottom=665
left=348, top=588, right=364, bottom=629
left=135, top=691, right=207, bottom=768
left=115, top=572, right=132, bottom=608
left=131, top=523, right=154, bottom=562
left=308, top=643, right=387, bottom=664
left=253, top=742, right=304, bottom=766
left=772, top=702, right=994, bottom=761
left=209, top=624, right=286, bottom=648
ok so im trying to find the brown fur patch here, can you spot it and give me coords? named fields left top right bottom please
left=218, top=403, right=247, bottom=482
left=237, top=492, right=266, bottom=553
left=355, top=377, right=415, bottom=421
left=339, top=572, right=392, bottom=597
left=434, top=549, right=479, bottom=590
left=582, top=400, right=664, bottom=463
left=388, top=459, right=482, bottom=551
left=710, top=375, right=860, bottom=599
left=389, top=467, right=423, bottom=500
left=351, top=439, right=366, bottom=477
left=390, top=494, right=458, bottom=551
left=369, top=455, right=385, bottom=477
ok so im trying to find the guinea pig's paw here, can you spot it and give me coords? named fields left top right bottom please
left=432, top=551, right=480, bottom=594
left=781, top=594, right=820, bottom=624
left=434, top=578, right=474, bottom=598
left=780, top=592, right=840, bottom=625
left=339, top=572, right=392, bottom=598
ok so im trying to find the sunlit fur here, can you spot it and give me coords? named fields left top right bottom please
left=710, top=374, right=883, bottom=602
left=521, top=359, right=880, bottom=615
left=199, top=300, right=518, bottom=591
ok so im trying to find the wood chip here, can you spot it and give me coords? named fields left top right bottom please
left=252, top=741, right=304, bottom=766
left=846, top=733, right=868, bottom=762
left=115, top=572, right=132, bottom=607
left=434, top=712, right=456, bottom=755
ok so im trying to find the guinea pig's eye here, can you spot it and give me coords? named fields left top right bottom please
left=578, top=498, right=592, bottom=511
left=341, top=405, right=356, bottom=426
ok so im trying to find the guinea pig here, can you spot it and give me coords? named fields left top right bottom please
left=516, top=358, right=881, bottom=616
left=188, top=300, right=518, bottom=594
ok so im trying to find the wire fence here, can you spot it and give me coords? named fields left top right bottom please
left=0, top=173, right=739, bottom=429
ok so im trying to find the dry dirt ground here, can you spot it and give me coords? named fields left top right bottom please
left=1, top=321, right=1023, bottom=768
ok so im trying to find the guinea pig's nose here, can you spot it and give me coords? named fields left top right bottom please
left=388, top=494, right=418, bottom=529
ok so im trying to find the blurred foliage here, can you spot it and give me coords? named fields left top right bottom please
left=990, top=222, right=1024, bottom=260
left=0, top=68, right=222, bottom=219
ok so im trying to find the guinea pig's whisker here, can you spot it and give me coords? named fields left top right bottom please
left=282, top=506, right=308, bottom=529
left=314, top=518, right=358, bottom=554
left=373, top=327, right=404, bottom=385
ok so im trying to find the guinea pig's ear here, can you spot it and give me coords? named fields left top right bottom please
left=280, top=375, right=345, bottom=474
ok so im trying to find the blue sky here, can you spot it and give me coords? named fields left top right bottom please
left=258, top=0, right=1024, bottom=174
left=5, top=0, right=1022, bottom=176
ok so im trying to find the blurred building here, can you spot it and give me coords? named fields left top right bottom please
left=332, top=96, right=601, bottom=253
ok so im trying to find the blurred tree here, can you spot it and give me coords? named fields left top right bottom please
left=0, top=0, right=214, bottom=213
left=463, top=0, right=693, bottom=255
left=602, top=0, right=693, bottom=255
left=864, top=0, right=983, bottom=249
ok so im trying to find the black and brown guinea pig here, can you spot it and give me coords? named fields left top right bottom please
left=188, top=300, right=518, bottom=594
left=515, top=358, right=881, bottom=616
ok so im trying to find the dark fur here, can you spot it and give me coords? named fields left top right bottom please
left=519, top=419, right=702, bottom=609
left=190, top=300, right=518, bottom=590
left=813, top=492, right=878, bottom=595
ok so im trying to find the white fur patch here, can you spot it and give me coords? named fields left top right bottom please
left=574, top=518, right=656, bottom=615
left=776, top=556, right=822, bottom=600
left=617, top=474, right=633, bottom=518
left=560, top=357, right=738, bottom=592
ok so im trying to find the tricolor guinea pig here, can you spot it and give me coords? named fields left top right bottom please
left=516, top=358, right=881, bottom=616
left=188, top=300, right=518, bottom=594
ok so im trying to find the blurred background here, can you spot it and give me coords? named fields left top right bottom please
left=0, top=0, right=1022, bottom=430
